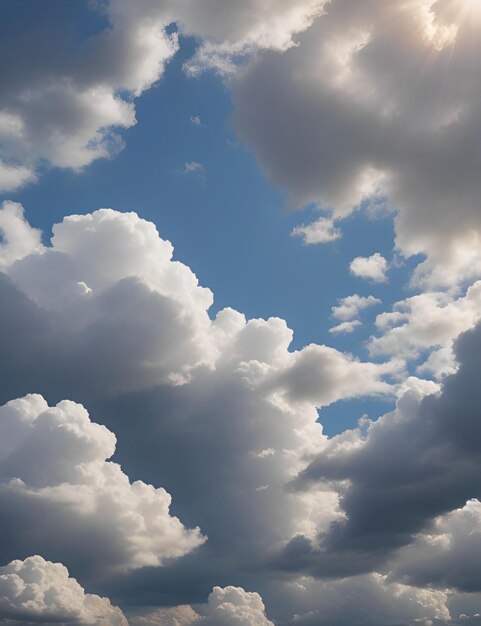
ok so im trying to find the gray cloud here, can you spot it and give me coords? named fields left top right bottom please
left=288, top=321, right=481, bottom=579
left=231, top=0, right=481, bottom=286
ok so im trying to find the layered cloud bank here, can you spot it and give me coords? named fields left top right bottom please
left=0, top=202, right=480, bottom=624
left=1, top=1, right=481, bottom=625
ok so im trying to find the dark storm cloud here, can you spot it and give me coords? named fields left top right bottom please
left=286, top=321, right=481, bottom=580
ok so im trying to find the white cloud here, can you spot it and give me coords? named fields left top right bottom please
left=0, top=555, right=127, bottom=626
left=0, top=394, right=204, bottom=576
left=130, top=586, right=274, bottom=626
left=329, top=320, right=362, bottom=334
left=349, top=253, right=388, bottom=283
left=369, top=281, right=481, bottom=376
left=331, top=294, right=381, bottom=321
left=291, top=216, right=341, bottom=244
left=0, top=201, right=43, bottom=271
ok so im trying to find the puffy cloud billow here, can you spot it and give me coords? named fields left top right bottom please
left=0, top=0, right=325, bottom=191
left=0, top=202, right=405, bottom=620
left=0, top=393, right=204, bottom=578
left=0, top=201, right=480, bottom=624
left=0, top=555, right=127, bottom=625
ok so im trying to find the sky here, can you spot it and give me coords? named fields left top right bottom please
left=0, top=0, right=480, bottom=625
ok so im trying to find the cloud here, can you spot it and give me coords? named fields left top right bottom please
left=291, top=216, right=341, bottom=244
left=0, top=555, right=127, bottom=625
left=0, top=0, right=327, bottom=191
left=179, top=0, right=327, bottom=75
left=369, top=281, right=481, bottom=376
left=0, top=201, right=43, bottom=271
left=391, top=498, right=481, bottom=593
left=190, top=115, right=202, bottom=126
left=349, top=253, right=388, bottom=283
left=267, top=573, right=450, bottom=626
left=332, top=294, right=382, bottom=321
left=130, top=586, right=274, bottom=626
left=0, top=1, right=178, bottom=190
left=231, top=0, right=481, bottom=285
left=288, top=320, right=481, bottom=578
left=0, top=394, right=204, bottom=578
left=329, top=320, right=362, bottom=334
left=0, top=204, right=402, bottom=610
left=2, top=204, right=480, bottom=624
left=183, top=161, right=205, bottom=182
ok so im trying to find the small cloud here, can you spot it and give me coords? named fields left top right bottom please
left=183, top=161, right=205, bottom=183
left=350, top=252, right=389, bottom=283
left=190, top=115, right=202, bottom=126
left=291, top=217, right=341, bottom=245
left=332, top=294, right=382, bottom=321
left=329, top=320, right=362, bottom=334
left=184, top=161, right=204, bottom=174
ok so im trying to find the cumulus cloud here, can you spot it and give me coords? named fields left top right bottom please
left=0, top=555, right=127, bottom=625
left=369, top=281, right=481, bottom=376
left=291, top=216, right=341, bottom=245
left=332, top=294, right=381, bottom=321
left=0, top=204, right=404, bottom=611
left=349, top=253, right=388, bottom=283
left=0, top=0, right=327, bottom=191
left=130, top=586, right=274, bottom=626
left=0, top=201, right=43, bottom=271
left=0, top=1, right=177, bottom=189
left=231, top=0, right=481, bottom=285
left=0, top=394, right=204, bottom=577
left=287, top=320, right=481, bottom=578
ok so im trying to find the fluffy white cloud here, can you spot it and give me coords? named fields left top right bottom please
left=0, top=555, right=127, bottom=625
left=0, top=201, right=43, bottom=271
left=349, top=253, right=388, bottom=283
left=329, top=320, right=362, bottom=334
left=291, top=216, right=341, bottom=245
left=0, top=394, right=204, bottom=576
left=231, top=0, right=481, bottom=286
left=369, top=281, right=481, bottom=376
left=332, top=294, right=381, bottom=321
left=130, top=586, right=274, bottom=626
